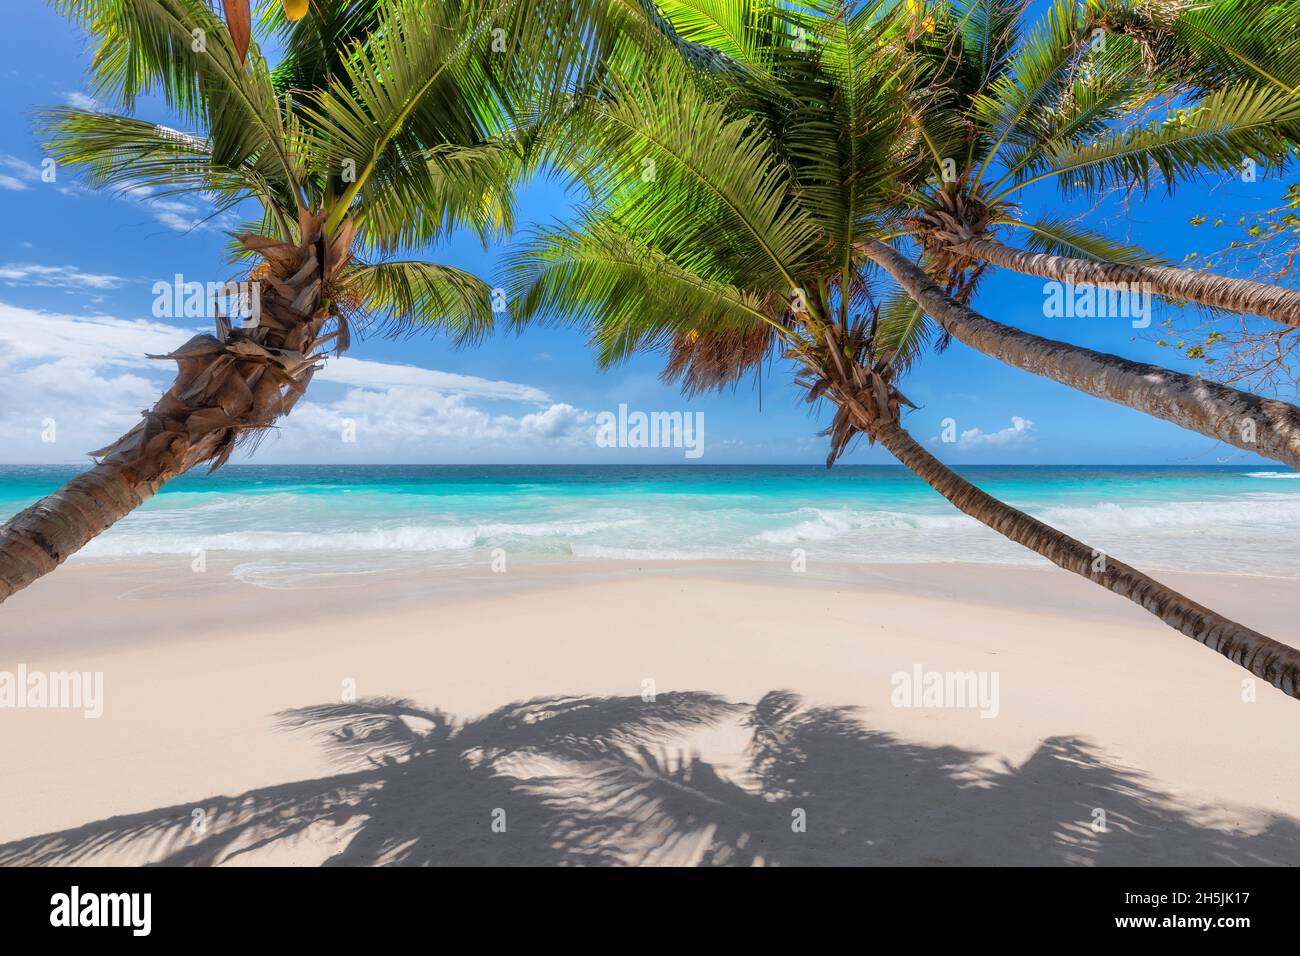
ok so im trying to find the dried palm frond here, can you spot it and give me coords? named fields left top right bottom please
left=908, top=181, right=1000, bottom=300
left=794, top=316, right=917, bottom=467
left=660, top=323, right=777, bottom=396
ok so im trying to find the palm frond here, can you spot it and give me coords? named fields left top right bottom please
left=873, top=289, right=938, bottom=371
left=969, top=0, right=1088, bottom=185
left=260, top=0, right=389, bottom=98
left=555, top=57, right=824, bottom=299
left=953, top=0, right=1025, bottom=92
left=507, top=215, right=781, bottom=368
left=1001, top=80, right=1300, bottom=199
left=348, top=260, right=496, bottom=345
left=53, top=0, right=302, bottom=200
left=797, top=0, right=919, bottom=269
left=36, top=107, right=294, bottom=228
left=1097, top=0, right=1300, bottom=95
left=1010, top=215, right=1167, bottom=265
left=353, top=140, right=521, bottom=256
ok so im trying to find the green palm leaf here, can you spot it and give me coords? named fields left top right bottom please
left=1011, top=215, right=1167, bottom=265
left=53, top=0, right=302, bottom=198
left=969, top=0, right=1087, bottom=185
left=556, top=57, right=825, bottom=300
left=1014, top=80, right=1300, bottom=199
left=509, top=215, right=779, bottom=368
left=37, top=107, right=293, bottom=229
left=349, top=260, right=496, bottom=345
left=874, top=290, right=939, bottom=371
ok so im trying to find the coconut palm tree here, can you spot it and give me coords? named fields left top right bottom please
left=972, top=0, right=1300, bottom=325
left=505, top=2, right=1300, bottom=697
left=0, top=0, right=644, bottom=604
left=858, top=0, right=1300, bottom=462
left=550, top=0, right=1300, bottom=471
left=900, top=0, right=1300, bottom=328
left=788, top=0, right=1300, bottom=468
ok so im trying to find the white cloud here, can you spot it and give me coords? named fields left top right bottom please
left=64, top=92, right=101, bottom=111
left=321, top=356, right=549, bottom=402
left=0, top=155, right=82, bottom=199
left=0, top=154, right=220, bottom=231
left=0, top=263, right=126, bottom=291
left=0, top=302, right=575, bottom=464
left=0, top=307, right=186, bottom=462
left=0, top=306, right=183, bottom=369
left=0, top=155, right=41, bottom=190
left=271, top=389, right=594, bottom=461
left=152, top=209, right=206, bottom=232
left=0, top=156, right=40, bottom=176
left=518, top=403, right=589, bottom=438
left=956, top=416, right=1036, bottom=450
left=116, top=182, right=217, bottom=233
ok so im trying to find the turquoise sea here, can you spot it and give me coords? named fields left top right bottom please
left=0, top=465, right=1296, bottom=584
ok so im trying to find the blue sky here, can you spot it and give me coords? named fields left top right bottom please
left=0, top=2, right=1288, bottom=466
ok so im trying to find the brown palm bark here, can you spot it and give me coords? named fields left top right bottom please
left=862, top=238, right=1300, bottom=470
left=867, top=417, right=1300, bottom=699
left=954, top=236, right=1300, bottom=328
left=0, top=210, right=355, bottom=605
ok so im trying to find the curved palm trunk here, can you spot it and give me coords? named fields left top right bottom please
left=866, top=416, right=1300, bottom=700
left=862, top=239, right=1300, bottom=470
left=0, top=212, right=353, bottom=605
left=954, top=236, right=1300, bottom=328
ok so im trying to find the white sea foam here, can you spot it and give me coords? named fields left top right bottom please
left=78, top=516, right=643, bottom=558
left=474, top=517, right=642, bottom=538
left=63, top=481, right=1300, bottom=578
left=80, top=525, right=479, bottom=556
left=1039, top=496, right=1300, bottom=530
left=753, top=507, right=973, bottom=544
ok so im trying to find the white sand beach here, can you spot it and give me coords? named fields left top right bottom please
left=1, top=558, right=1298, bottom=866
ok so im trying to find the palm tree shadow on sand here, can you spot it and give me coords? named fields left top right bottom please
left=3, top=690, right=1298, bottom=866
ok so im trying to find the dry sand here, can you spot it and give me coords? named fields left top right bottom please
left=0, top=557, right=1297, bottom=866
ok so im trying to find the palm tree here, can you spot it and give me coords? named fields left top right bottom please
left=1078, top=0, right=1300, bottom=323
left=866, top=0, right=1300, bottom=461
left=833, top=0, right=1300, bottom=466
left=547, top=0, right=1300, bottom=473
left=505, top=3, right=1300, bottom=697
left=900, top=0, right=1300, bottom=328
left=0, top=0, right=637, bottom=604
